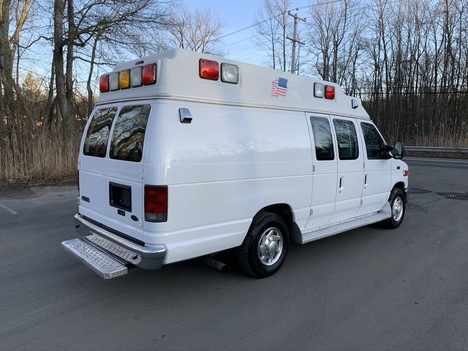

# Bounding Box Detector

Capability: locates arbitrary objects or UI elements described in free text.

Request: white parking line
[0,202,18,215]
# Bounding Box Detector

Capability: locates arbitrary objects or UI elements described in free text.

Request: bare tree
[253,0,292,71]
[165,6,224,55]
[307,0,362,85]
[52,0,172,142]
[0,0,34,157]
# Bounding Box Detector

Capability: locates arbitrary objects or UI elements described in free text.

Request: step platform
[62,238,128,279]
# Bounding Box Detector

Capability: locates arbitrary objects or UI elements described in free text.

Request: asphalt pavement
[0,158,467,351]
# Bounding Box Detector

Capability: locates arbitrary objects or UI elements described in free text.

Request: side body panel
[79,99,314,264]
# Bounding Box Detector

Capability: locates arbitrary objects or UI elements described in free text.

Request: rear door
[79,102,153,242]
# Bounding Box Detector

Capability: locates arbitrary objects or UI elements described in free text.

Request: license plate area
[109,183,132,212]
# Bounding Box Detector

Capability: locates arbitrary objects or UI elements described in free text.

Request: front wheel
[237,212,290,278]
[383,188,406,229]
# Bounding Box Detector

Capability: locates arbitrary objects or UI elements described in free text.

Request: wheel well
[255,204,293,226]
[392,182,407,200]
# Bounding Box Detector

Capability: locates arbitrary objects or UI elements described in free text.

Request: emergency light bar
[100,63,157,93]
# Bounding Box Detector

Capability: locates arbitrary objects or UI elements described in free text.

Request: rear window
[109,104,151,162]
[83,107,118,157]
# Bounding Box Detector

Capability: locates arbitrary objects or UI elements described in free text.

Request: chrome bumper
[62,214,166,279]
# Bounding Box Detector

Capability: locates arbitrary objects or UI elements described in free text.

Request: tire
[237,212,290,278]
[383,188,406,229]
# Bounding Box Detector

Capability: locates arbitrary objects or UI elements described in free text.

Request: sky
[183,0,311,66]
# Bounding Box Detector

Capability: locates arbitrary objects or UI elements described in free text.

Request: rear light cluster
[100,63,156,93]
[314,83,335,100]
[145,185,168,222]
[199,59,239,84]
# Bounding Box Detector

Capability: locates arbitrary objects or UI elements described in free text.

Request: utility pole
[287,10,306,74]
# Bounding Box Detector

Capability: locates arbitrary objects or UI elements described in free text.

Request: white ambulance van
[62,49,408,279]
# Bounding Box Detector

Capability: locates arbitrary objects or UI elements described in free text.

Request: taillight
[145,185,168,222]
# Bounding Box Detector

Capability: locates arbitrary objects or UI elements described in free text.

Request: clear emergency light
[221,63,239,84]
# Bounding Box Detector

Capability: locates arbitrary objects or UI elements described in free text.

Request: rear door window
[83,107,118,157]
[109,104,151,162]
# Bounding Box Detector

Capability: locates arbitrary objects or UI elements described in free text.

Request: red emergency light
[99,75,110,93]
[325,85,335,100]
[199,59,219,80]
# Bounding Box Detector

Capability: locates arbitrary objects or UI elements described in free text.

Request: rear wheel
[237,212,290,278]
[383,188,406,229]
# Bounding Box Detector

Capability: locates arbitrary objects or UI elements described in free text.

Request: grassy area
[0,131,79,187]
[1,130,467,187]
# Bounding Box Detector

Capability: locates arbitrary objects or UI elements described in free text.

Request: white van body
[62,49,409,279]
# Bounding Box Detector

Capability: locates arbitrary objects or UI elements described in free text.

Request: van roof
[97,48,370,120]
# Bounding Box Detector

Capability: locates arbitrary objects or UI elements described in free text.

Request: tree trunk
[54,0,74,145]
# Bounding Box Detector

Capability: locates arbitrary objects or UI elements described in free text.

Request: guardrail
[406,146,468,154]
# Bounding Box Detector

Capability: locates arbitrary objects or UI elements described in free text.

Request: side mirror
[392,141,405,159]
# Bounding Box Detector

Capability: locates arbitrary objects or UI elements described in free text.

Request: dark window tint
[83,107,118,157]
[110,104,151,162]
[310,117,334,160]
[333,119,359,160]
[361,122,386,159]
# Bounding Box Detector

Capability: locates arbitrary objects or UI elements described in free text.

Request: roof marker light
[325,85,335,100]
[199,59,219,80]
[221,63,239,84]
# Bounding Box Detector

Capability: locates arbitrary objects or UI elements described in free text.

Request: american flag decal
[271,78,288,97]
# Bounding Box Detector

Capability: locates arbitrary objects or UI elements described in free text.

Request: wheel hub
[257,227,283,266]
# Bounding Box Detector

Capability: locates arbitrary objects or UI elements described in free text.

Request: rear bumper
[62,214,166,278]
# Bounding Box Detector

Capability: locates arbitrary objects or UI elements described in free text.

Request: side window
[83,107,118,157]
[361,122,386,159]
[310,117,334,161]
[333,119,359,160]
[110,104,151,162]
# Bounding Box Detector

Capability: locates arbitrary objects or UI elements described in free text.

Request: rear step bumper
[62,214,166,279]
